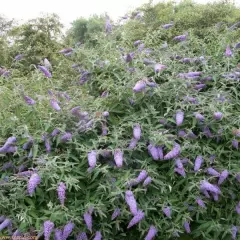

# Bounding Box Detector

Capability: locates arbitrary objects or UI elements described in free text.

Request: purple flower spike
[187,131,197,139]
[218,170,229,185]
[213,112,223,120]
[102,111,109,117]
[127,210,145,229]
[111,208,121,220]
[50,99,61,111]
[114,149,123,168]
[231,226,238,240]
[194,84,206,90]
[175,159,183,168]
[146,80,157,87]
[163,207,171,218]
[88,150,97,169]
[200,180,221,194]
[181,158,189,165]
[38,65,52,78]
[225,45,233,57]
[134,40,141,46]
[133,80,146,93]
[195,113,204,121]
[176,111,184,126]
[54,229,63,240]
[63,222,74,240]
[0,219,11,231]
[76,232,88,240]
[174,167,186,177]
[44,58,52,70]
[93,231,102,240]
[125,190,138,215]
[44,221,54,240]
[232,139,238,149]
[51,128,60,137]
[143,58,155,65]
[162,23,174,29]
[15,54,24,61]
[235,42,240,48]
[194,156,203,172]
[23,137,33,150]
[143,176,152,187]
[157,146,164,160]
[207,168,220,176]
[105,17,112,34]
[212,192,219,201]
[196,198,206,208]
[138,43,145,51]
[83,212,92,232]
[202,189,211,198]
[203,126,213,138]
[173,34,187,41]
[24,96,36,105]
[27,173,41,196]
[164,143,181,160]
[59,48,73,54]
[133,124,141,140]
[0,145,17,153]
[60,132,72,143]
[183,96,198,104]
[154,63,167,73]
[136,170,148,183]
[2,136,17,147]
[187,71,202,77]
[71,106,81,117]
[184,221,191,233]
[57,182,66,206]
[178,130,186,138]
[128,138,138,149]
[125,52,134,63]
[148,144,159,160]
[145,225,157,240]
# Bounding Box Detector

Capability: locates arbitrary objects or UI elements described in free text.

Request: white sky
[0,0,238,28]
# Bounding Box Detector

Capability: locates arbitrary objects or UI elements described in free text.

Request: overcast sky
[0,0,233,28]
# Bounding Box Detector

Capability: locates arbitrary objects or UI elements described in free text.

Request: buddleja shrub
[0,1,240,240]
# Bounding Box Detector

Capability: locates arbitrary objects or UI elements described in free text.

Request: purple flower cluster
[44,220,54,240]
[27,173,41,196]
[38,65,52,78]
[57,182,66,206]
[84,212,93,232]
[62,222,75,240]
[148,144,164,160]
[128,170,148,187]
[164,143,181,160]
[125,190,138,215]
[0,136,17,154]
[111,208,121,220]
[114,149,123,167]
[127,210,145,228]
[144,225,157,240]
[88,150,97,169]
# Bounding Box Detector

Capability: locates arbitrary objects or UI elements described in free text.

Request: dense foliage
[0,1,240,239]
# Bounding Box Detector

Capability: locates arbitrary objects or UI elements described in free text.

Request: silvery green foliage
[1,2,240,240]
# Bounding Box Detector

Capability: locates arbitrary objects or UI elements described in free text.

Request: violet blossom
[57,182,66,206]
[27,173,41,196]
[24,96,36,105]
[43,220,54,240]
[127,210,145,229]
[38,65,52,78]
